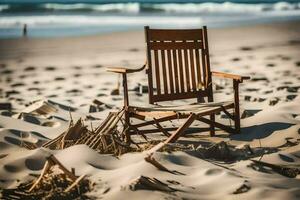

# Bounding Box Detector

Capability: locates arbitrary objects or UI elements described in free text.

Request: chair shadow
[230,122,294,141]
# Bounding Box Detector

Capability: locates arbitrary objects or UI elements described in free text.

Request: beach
[0,20,300,199]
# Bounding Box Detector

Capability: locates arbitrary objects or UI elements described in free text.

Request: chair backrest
[144,26,213,104]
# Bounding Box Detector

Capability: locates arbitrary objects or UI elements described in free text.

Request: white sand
[0,21,300,199]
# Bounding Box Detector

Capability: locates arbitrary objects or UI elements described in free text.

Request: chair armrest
[106,62,147,74]
[211,71,250,83]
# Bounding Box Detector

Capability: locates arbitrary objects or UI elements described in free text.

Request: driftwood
[144,155,173,173]
[251,159,300,178]
[129,176,176,193]
[1,155,92,200]
[29,155,78,192]
[41,109,134,156]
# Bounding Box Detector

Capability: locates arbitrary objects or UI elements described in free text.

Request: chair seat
[128,101,234,118]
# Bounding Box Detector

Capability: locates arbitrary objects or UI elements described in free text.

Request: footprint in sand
[231,57,241,62]
[45,66,56,71]
[5,90,20,97]
[93,64,103,68]
[2,69,13,74]
[9,129,30,138]
[4,164,22,173]
[73,73,81,77]
[47,94,58,98]
[24,66,35,71]
[281,56,291,61]
[286,95,297,101]
[21,114,41,125]
[72,66,82,70]
[129,48,139,52]
[54,77,65,81]
[279,154,294,162]
[266,63,276,67]
[11,83,25,88]
[25,157,45,171]
[239,46,253,51]
[5,77,12,83]
[205,168,223,175]
[41,121,60,127]
[97,93,107,97]
[4,136,22,146]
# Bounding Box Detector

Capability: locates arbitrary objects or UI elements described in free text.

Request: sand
[0,20,300,199]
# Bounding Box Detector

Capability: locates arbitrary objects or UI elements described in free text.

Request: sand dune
[0,21,300,199]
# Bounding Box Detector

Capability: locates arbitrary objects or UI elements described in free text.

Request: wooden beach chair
[107,26,250,142]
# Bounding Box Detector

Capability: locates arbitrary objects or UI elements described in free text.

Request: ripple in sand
[25,158,45,171]
[4,164,22,173]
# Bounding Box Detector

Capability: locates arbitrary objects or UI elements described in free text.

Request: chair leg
[124,111,131,142]
[233,80,241,134]
[209,114,215,136]
[166,113,196,143]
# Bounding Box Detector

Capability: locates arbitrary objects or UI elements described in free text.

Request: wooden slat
[152,90,208,102]
[145,26,155,104]
[154,49,161,95]
[148,29,203,41]
[167,50,174,94]
[201,49,207,88]
[172,49,180,93]
[189,49,197,90]
[161,50,168,94]
[195,49,202,89]
[184,49,190,92]
[177,49,185,93]
[203,26,211,89]
[149,41,203,50]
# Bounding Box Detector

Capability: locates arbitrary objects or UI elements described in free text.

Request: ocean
[0,0,300,38]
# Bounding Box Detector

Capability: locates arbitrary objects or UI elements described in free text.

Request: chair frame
[107,26,250,142]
